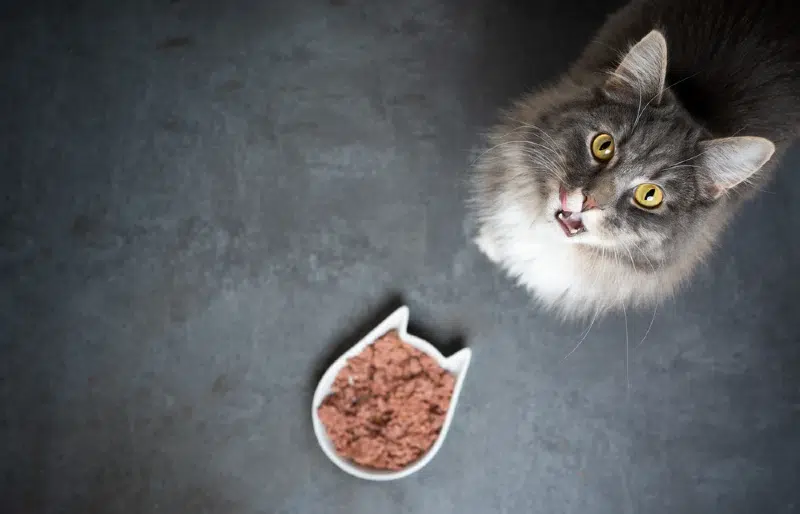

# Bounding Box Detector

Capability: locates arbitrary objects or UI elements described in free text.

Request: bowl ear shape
[311,306,472,481]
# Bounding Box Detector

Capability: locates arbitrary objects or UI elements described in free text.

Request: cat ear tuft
[699,136,775,198]
[605,30,668,104]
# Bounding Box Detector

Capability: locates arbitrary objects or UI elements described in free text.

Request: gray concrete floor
[2,0,799,513]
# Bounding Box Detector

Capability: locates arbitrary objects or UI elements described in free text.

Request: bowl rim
[311,305,472,481]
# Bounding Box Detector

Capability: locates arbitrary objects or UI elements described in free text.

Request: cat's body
[472,0,799,318]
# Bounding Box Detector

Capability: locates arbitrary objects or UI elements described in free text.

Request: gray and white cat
[471,0,799,318]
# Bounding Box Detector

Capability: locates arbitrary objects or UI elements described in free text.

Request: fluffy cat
[471,0,800,318]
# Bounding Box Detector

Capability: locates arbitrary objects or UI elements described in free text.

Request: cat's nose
[560,186,586,214]
[582,194,598,211]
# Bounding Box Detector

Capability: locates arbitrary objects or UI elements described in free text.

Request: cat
[470,0,800,319]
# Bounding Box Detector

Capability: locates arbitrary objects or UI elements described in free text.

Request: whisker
[636,303,658,349]
[514,146,567,180]
[493,123,550,145]
[514,153,565,182]
[506,118,561,148]
[632,76,645,129]
[628,240,659,350]
[631,240,659,273]
[476,128,565,181]
[471,140,534,165]
[622,303,630,393]
[665,71,702,91]
[666,149,711,169]
[731,125,750,137]
[633,71,702,130]
[518,139,562,155]
[620,241,639,273]
[504,127,559,161]
[563,308,600,360]
[663,164,701,171]
[526,128,560,150]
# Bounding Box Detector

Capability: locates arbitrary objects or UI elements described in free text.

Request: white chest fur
[475,202,640,317]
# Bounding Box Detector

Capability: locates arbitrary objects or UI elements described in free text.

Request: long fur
[470,0,800,319]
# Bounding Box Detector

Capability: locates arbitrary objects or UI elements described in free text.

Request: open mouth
[556,185,587,237]
[555,210,586,237]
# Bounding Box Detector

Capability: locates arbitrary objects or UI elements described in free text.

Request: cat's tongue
[557,186,586,236]
[558,212,585,232]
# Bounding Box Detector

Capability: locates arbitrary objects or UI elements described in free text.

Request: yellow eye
[633,183,664,208]
[591,133,615,161]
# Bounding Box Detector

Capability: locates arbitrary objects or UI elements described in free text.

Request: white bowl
[311,306,472,481]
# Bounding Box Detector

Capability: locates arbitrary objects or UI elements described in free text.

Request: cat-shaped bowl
[312,306,472,481]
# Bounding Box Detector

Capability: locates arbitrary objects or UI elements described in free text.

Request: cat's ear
[699,136,776,198]
[605,30,668,104]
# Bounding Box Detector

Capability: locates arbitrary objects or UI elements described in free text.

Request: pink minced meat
[317,330,456,470]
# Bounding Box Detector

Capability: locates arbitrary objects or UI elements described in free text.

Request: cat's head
[499,30,775,266]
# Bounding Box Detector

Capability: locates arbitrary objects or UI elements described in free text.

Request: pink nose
[560,186,595,213]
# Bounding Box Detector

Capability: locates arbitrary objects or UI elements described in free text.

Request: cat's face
[518,84,708,264]
[502,31,775,265]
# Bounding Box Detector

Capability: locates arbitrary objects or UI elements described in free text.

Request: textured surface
[1,0,798,513]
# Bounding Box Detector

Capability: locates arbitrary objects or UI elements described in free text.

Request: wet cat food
[317,330,456,470]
